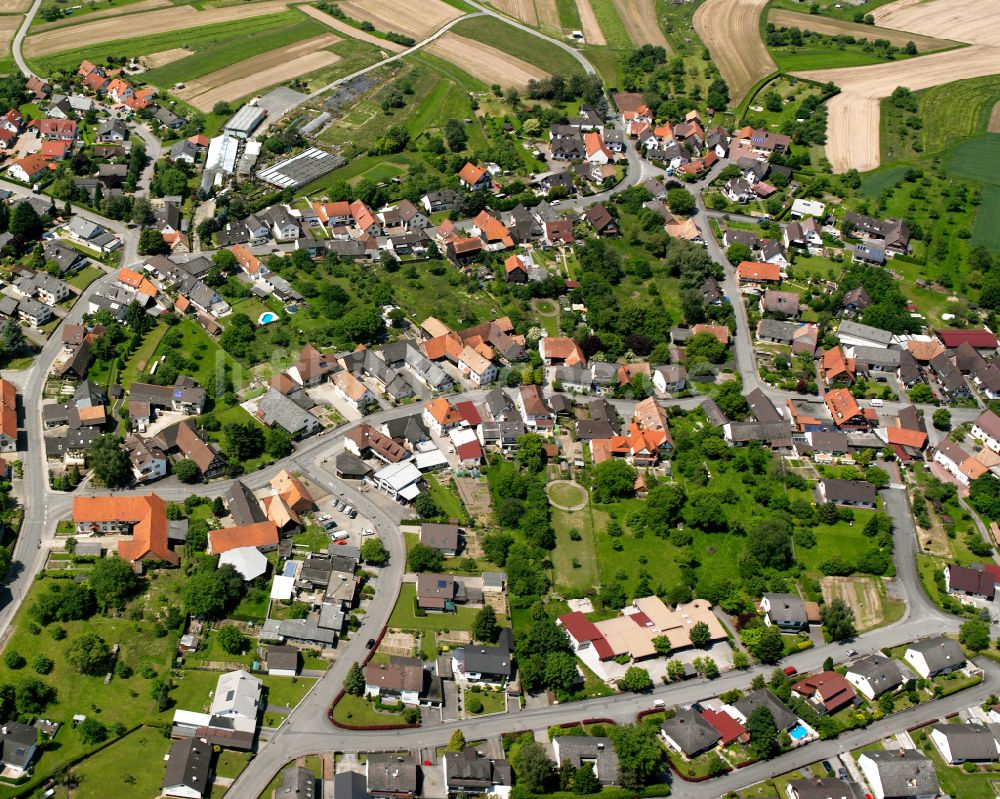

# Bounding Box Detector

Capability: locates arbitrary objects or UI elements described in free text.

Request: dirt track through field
[492,0,537,27]
[175,33,339,110]
[32,0,170,30]
[694,0,775,103]
[612,0,668,49]
[794,0,1000,172]
[143,47,192,68]
[767,8,955,51]
[575,0,605,44]
[25,0,291,56]
[298,5,405,52]
[338,0,462,40]
[989,102,1000,133]
[427,30,547,89]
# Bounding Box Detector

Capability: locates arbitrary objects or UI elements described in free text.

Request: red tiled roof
[558,611,614,660]
[938,329,998,350]
[458,162,486,186]
[737,261,781,282]
[208,521,279,554]
[700,708,746,746]
[74,493,177,565]
[825,388,863,427]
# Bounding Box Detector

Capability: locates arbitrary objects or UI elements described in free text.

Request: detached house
[458,162,490,191]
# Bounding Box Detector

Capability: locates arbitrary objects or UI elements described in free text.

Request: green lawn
[147,317,249,398]
[858,164,909,198]
[216,750,253,780]
[261,674,317,709]
[184,629,256,668]
[552,505,599,592]
[586,0,631,48]
[118,322,168,389]
[426,474,468,525]
[549,482,587,507]
[331,693,405,725]
[555,0,581,29]
[771,45,905,71]
[973,184,1000,250]
[66,264,104,291]
[947,133,1000,186]
[388,583,500,631]
[71,727,172,799]
[464,687,506,715]
[915,726,1000,799]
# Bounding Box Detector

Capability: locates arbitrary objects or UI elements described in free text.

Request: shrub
[466,695,483,714]
[4,650,25,669]
[32,655,54,674]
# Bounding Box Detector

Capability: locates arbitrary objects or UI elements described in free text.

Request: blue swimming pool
[282,561,297,577]
[258,311,278,325]
[789,724,808,741]
[285,304,299,314]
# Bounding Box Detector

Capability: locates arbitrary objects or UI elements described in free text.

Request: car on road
[846,648,858,657]
[362,529,374,536]
[783,666,797,676]
[366,638,376,649]
[318,514,331,521]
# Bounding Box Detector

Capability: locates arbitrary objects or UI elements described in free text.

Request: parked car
[344,506,357,518]
[783,666,798,676]
[318,514,331,521]
[331,531,349,541]
[366,638,376,649]
[846,648,858,657]
[362,528,375,536]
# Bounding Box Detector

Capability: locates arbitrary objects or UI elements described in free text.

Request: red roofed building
[791,671,858,714]
[83,71,108,92]
[825,388,866,429]
[40,139,72,160]
[74,493,178,566]
[8,153,51,183]
[454,401,482,427]
[38,118,76,141]
[350,199,380,236]
[458,162,490,191]
[692,324,729,345]
[208,521,279,555]
[737,261,782,285]
[700,708,748,746]
[557,611,615,660]
[456,439,483,465]
[937,329,998,353]
[821,347,855,385]
[540,336,585,367]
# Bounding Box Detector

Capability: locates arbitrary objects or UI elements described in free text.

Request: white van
[869,398,884,408]
[331,531,350,541]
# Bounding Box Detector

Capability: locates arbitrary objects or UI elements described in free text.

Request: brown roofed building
[0,379,17,451]
[74,493,178,565]
[420,523,461,556]
[208,521,279,555]
[271,469,313,514]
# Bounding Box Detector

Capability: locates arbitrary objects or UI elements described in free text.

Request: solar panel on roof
[437,579,447,588]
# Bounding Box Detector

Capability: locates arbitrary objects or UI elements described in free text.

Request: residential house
[790,671,858,715]
[904,636,966,678]
[816,478,877,508]
[73,493,179,565]
[937,328,998,355]
[0,380,16,453]
[944,563,995,600]
[737,261,781,287]
[207,520,279,555]
[845,654,904,700]
[550,737,619,786]
[784,218,823,252]
[363,661,426,705]
[761,593,809,631]
[8,154,51,183]
[929,724,999,765]
[585,204,618,236]
[824,388,867,429]
[420,523,461,556]
[442,748,513,797]
[367,755,418,799]
[653,364,687,394]
[162,737,212,799]
[660,709,721,758]
[255,389,321,437]
[540,337,585,367]
[332,371,376,412]
[731,689,799,732]
[517,385,554,430]
[458,162,490,191]
[838,320,894,350]
[423,398,463,436]
[842,212,910,255]
[759,290,800,318]
[0,722,36,778]
[857,750,938,799]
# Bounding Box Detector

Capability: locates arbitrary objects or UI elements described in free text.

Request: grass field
[556,0,581,28]
[947,133,1000,185]
[770,45,907,72]
[31,10,314,77]
[70,727,172,799]
[857,163,909,198]
[552,505,600,591]
[447,15,585,76]
[141,13,328,88]
[388,583,507,631]
[767,0,903,22]
[973,184,1000,250]
[587,0,631,49]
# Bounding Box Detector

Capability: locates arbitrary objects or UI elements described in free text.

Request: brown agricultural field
[767,8,956,52]
[821,576,885,631]
[0,0,30,13]
[32,0,170,30]
[298,5,405,51]
[142,47,192,68]
[427,31,547,89]
[0,15,20,56]
[492,0,537,27]
[989,102,1000,133]
[175,34,339,110]
[693,0,776,103]
[575,0,605,44]
[24,0,291,56]
[337,0,462,40]
[535,0,560,31]
[795,0,1000,172]
[612,0,669,49]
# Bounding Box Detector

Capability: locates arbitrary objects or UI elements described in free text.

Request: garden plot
[24,0,291,56]
[612,0,669,49]
[427,31,548,89]
[174,34,340,111]
[379,631,417,657]
[337,0,463,40]
[821,575,885,631]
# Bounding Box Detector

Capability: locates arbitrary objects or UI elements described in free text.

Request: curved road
[11,0,41,79]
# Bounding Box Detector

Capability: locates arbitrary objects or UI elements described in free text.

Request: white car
[362,529,375,537]
[318,514,331,521]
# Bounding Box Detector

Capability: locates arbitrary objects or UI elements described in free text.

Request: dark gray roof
[787,777,861,799]
[278,765,316,797]
[366,755,418,794]
[162,737,211,793]
[335,450,372,478]
[852,346,900,368]
[907,636,965,673]
[661,708,720,756]
[763,593,807,627]
[727,420,792,445]
[456,643,512,678]
[821,479,877,505]
[746,388,782,423]
[757,319,799,343]
[734,688,798,730]
[334,770,371,799]
[446,748,513,790]
[552,737,619,784]
[223,480,266,526]
[860,750,937,798]
[931,724,999,761]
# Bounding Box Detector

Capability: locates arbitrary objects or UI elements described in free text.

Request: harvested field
[32,0,170,30]
[694,0,775,104]
[798,44,1000,171]
[612,0,668,49]
[0,15,19,56]
[575,0,605,44]
[821,576,885,631]
[874,0,1000,46]
[25,0,290,56]
[298,5,405,51]
[0,0,29,12]
[143,47,192,68]
[492,0,537,27]
[175,34,340,111]
[767,8,955,51]
[427,31,547,89]
[337,0,462,40]
[990,102,1000,133]
[535,0,560,31]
